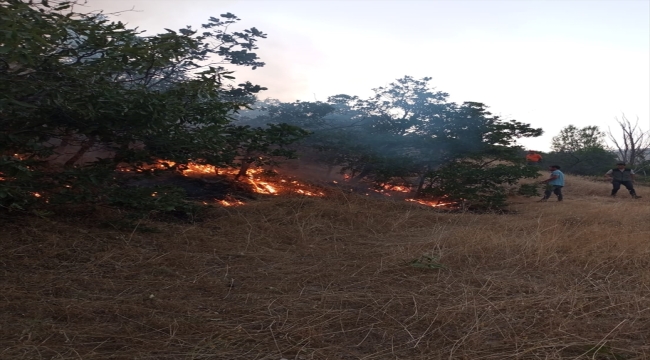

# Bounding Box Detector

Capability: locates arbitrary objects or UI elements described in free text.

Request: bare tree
[607,114,650,169]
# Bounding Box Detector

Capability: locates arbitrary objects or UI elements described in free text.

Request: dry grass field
[1,175,649,359]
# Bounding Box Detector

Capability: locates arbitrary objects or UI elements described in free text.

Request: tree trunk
[351,167,372,183]
[416,164,431,195]
[416,173,427,195]
[235,160,253,180]
[64,137,95,167]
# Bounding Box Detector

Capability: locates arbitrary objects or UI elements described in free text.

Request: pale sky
[84,0,650,151]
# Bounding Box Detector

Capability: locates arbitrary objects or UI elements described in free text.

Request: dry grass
[1,175,649,359]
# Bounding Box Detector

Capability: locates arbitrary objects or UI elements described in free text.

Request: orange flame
[120,160,456,208]
[130,160,326,198]
[383,184,411,193]
[9,157,455,209]
[405,198,454,208]
[218,199,245,207]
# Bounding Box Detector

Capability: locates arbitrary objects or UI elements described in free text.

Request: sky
[84,0,650,151]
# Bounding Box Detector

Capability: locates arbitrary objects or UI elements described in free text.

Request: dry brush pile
[1,175,649,359]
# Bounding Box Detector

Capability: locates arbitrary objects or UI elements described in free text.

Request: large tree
[0,0,306,212]
[241,76,543,208]
[551,125,607,153]
[547,125,615,176]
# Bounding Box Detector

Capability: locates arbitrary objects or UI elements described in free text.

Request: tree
[242,76,543,208]
[547,125,615,175]
[607,114,650,171]
[551,125,607,153]
[0,0,305,212]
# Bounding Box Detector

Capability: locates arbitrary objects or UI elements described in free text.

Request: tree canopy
[546,125,616,176]
[0,0,307,212]
[551,125,607,153]
[240,76,543,208]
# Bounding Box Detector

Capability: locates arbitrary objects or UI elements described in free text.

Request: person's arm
[631,170,635,182]
[604,169,613,181]
[541,173,558,184]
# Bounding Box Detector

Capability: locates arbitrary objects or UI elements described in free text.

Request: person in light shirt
[605,162,641,199]
[539,165,564,202]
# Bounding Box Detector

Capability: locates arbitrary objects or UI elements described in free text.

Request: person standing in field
[526,150,543,166]
[605,162,642,199]
[539,165,564,202]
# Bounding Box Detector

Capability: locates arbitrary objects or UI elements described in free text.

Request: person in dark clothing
[605,162,641,199]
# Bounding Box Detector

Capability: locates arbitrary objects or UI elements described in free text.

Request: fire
[30,192,49,203]
[332,174,454,208]
[218,199,245,207]
[252,181,278,195]
[118,160,325,198]
[119,160,455,209]
[179,163,219,175]
[382,184,411,193]
[7,156,455,209]
[133,160,327,200]
[405,198,454,208]
[368,184,412,197]
[296,189,325,196]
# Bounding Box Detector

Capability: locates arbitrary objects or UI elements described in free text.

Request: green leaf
[7,98,37,108]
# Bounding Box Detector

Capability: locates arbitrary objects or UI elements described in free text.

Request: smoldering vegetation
[229,76,542,209]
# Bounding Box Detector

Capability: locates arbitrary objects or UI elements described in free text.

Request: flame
[124,160,326,198]
[252,181,278,195]
[332,174,453,207]
[405,198,454,208]
[296,189,325,196]
[31,192,49,203]
[8,157,456,209]
[383,184,411,193]
[218,199,245,207]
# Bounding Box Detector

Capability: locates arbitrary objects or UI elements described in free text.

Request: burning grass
[121,161,451,209]
[8,158,452,209]
[1,175,649,359]
[122,161,327,199]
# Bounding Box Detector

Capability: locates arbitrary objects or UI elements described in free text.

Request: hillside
[1,175,649,359]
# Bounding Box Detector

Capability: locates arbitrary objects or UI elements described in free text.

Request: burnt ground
[126,174,259,202]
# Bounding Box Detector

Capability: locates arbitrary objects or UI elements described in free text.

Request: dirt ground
[1,175,649,359]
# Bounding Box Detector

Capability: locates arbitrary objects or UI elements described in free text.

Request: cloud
[82,0,239,34]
